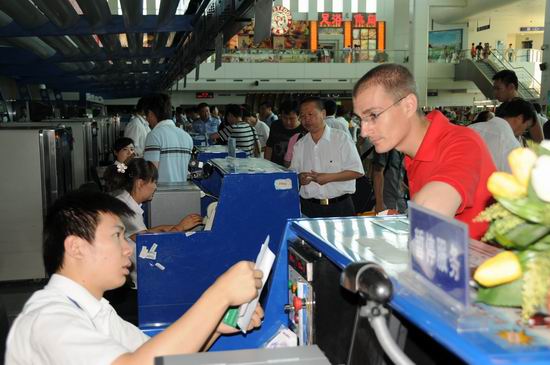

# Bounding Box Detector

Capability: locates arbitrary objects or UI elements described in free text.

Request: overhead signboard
[520,26,544,32]
[196,92,214,99]
[271,5,292,35]
[319,13,343,28]
[352,13,377,28]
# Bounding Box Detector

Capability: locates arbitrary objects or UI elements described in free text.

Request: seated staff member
[353,64,496,239]
[98,137,135,188]
[113,137,136,167]
[291,97,364,218]
[6,191,264,365]
[103,158,203,285]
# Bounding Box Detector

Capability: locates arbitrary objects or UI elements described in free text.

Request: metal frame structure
[0,0,256,98]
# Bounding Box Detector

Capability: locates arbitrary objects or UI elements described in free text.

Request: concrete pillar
[376,0,394,50]
[308,0,317,21]
[409,0,429,106]
[541,0,550,107]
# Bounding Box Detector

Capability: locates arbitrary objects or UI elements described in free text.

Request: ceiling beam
[0,15,193,38]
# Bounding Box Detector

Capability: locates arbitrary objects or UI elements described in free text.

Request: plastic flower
[116,162,127,174]
[531,155,550,203]
[508,147,537,189]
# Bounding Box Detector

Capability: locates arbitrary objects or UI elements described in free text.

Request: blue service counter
[137,214,550,363]
[136,157,301,332]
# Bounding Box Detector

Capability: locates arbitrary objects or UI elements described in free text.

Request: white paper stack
[237,235,276,333]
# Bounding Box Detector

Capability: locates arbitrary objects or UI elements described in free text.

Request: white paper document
[237,235,276,333]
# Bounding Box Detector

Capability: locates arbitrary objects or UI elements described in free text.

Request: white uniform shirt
[291,126,364,199]
[325,115,349,133]
[6,274,149,365]
[124,115,151,157]
[114,190,146,238]
[114,189,146,286]
[254,120,270,149]
[469,116,520,173]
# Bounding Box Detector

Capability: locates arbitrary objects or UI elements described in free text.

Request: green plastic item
[222,307,240,328]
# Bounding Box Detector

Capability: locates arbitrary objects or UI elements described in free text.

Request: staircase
[455,50,540,101]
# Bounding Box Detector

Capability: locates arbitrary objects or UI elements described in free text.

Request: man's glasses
[352,96,406,126]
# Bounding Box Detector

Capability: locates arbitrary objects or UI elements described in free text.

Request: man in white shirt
[470,98,537,172]
[291,97,364,217]
[124,99,151,157]
[243,108,270,157]
[6,191,263,365]
[324,99,350,133]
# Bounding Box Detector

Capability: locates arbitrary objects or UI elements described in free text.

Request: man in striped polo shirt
[212,104,258,157]
[142,93,193,183]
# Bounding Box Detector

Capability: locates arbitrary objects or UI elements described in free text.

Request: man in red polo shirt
[352,64,495,239]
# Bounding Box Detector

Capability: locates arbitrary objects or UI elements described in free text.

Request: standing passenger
[142,93,193,183]
[353,64,495,239]
[291,97,364,218]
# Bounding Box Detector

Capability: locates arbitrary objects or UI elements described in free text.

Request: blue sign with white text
[408,202,470,307]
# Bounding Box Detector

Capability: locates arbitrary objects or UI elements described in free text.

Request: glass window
[352,0,359,13]
[176,0,191,15]
[282,0,291,10]
[366,0,377,13]
[317,0,324,12]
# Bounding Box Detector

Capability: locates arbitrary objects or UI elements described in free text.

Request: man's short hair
[197,102,210,111]
[495,98,537,127]
[43,191,134,277]
[324,99,337,116]
[259,101,273,109]
[299,96,324,111]
[225,104,243,118]
[279,100,299,115]
[353,63,418,102]
[140,93,172,121]
[533,102,542,114]
[135,97,146,114]
[492,70,519,90]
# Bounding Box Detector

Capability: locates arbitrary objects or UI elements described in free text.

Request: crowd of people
[4,63,549,365]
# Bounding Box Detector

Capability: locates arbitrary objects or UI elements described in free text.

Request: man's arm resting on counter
[312,170,364,185]
[412,181,462,218]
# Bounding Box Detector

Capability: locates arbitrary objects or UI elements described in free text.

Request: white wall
[467,14,545,50]
[428,90,485,107]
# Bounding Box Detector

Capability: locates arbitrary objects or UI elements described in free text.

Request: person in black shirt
[264,100,305,166]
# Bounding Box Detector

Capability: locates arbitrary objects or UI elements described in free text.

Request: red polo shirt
[405,111,495,240]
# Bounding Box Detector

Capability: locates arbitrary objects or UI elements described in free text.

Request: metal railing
[486,49,541,99]
[205,48,409,64]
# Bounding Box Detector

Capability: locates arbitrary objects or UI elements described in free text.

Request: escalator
[455,50,540,101]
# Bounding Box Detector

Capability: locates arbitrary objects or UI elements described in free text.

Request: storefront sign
[319,13,343,28]
[353,13,377,28]
[271,5,292,35]
[520,26,544,32]
[196,91,213,99]
[408,202,470,307]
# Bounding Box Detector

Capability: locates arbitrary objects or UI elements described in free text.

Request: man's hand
[176,214,203,231]
[299,172,315,186]
[216,305,264,335]
[213,261,263,307]
[309,171,331,185]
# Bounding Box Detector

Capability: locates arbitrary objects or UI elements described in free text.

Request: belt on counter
[302,194,350,206]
